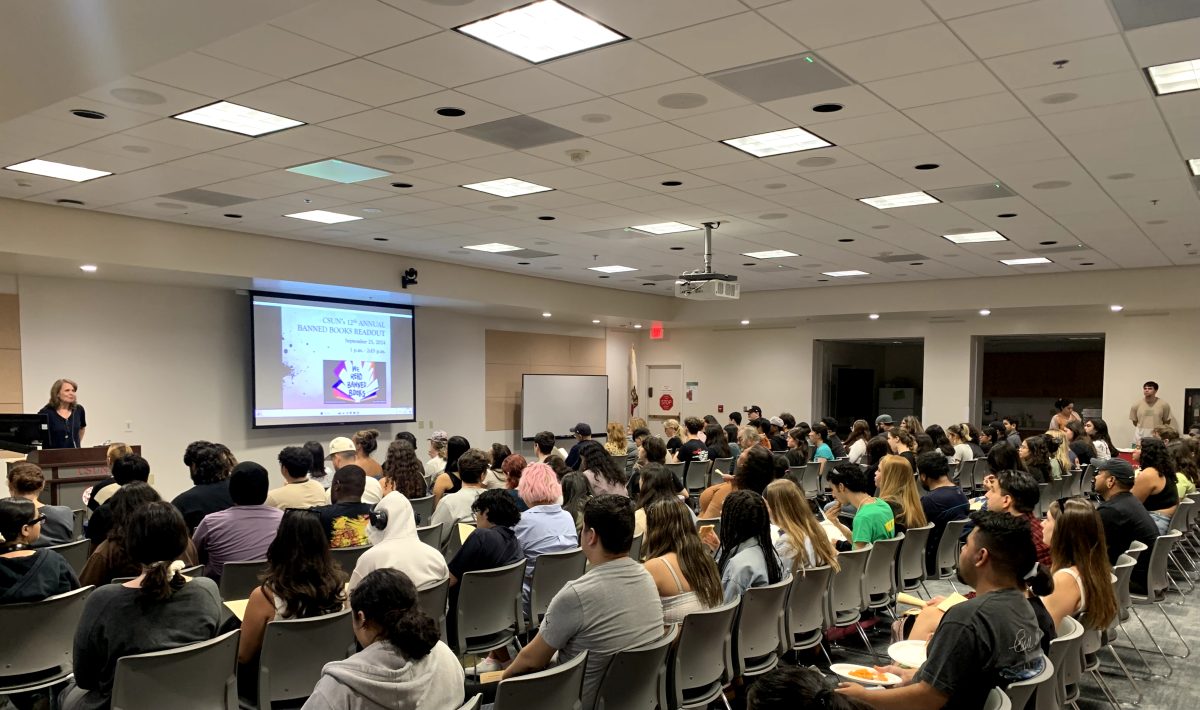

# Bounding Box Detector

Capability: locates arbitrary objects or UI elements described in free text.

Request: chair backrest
[416,522,443,549]
[329,545,371,573]
[529,548,586,631]
[935,519,969,577]
[111,629,239,710]
[629,532,644,562]
[801,463,823,498]
[458,693,483,710]
[1169,497,1194,534]
[72,508,85,540]
[493,648,589,710]
[1111,554,1136,613]
[683,460,714,493]
[665,462,686,482]
[1004,657,1054,710]
[712,457,733,477]
[863,534,903,603]
[669,599,739,709]
[983,687,1012,710]
[218,560,268,601]
[258,609,354,706]
[416,577,449,642]
[1144,530,1182,597]
[827,545,871,618]
[896,523,933,589]
[409,495,435,525]
[594,625,678,710]
[455,558,526,653]
[1036,482,1052,518]
[47,539,90,576]
[1078,464,1095,497]
[442,521,465,561]
[959,460,977,493]
[733,577,791,676]
[785,565,831,651]
[1123,539,1148,562]
[1039,616,1083,710]
[0,585,92,680]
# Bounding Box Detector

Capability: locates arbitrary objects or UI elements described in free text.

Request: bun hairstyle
[350,568,439,659]
[353,429,381,456]
[126,501,190,602]
[1054,398,1073,412]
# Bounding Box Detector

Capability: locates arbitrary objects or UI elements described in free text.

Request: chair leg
[1155,602,1191,658]
[1089,668,1121,710]
[1116,619,1158,679]
[855,623,879,663]
[820,642,833,666]
[1130,607,1174,676]
[1103,643,1143,704]
[918,581,931,598]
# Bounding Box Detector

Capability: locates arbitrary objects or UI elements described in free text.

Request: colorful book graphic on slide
[325,360,386,404]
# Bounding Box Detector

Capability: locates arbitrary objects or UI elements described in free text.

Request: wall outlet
[124,420,133,432]
[418,420,424,429]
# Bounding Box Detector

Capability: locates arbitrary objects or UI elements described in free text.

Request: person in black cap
[1093,457,1160,593]
[875,414,894,436]
[565,422,592,471]
[744,405,762,423]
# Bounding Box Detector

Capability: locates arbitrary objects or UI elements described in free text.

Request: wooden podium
[23,446,140,506]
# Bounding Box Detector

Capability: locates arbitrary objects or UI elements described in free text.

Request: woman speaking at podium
[38,378,86,449]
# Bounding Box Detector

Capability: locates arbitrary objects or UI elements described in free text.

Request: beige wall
[0,292,22,412]
[484,330,605,432]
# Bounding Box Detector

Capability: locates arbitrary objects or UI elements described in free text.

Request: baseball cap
[326,436,355,458]
[875,414,894,425]
[744,405,762,414]
[428,430,448,443]
[570,422,592,437]
[769,416,785,427]
[1097,457,1135,485]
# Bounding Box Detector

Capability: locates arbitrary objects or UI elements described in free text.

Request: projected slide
[251,293,416,428]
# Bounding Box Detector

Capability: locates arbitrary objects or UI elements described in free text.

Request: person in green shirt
[823,462,894,549]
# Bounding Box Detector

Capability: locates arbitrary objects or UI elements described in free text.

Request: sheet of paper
[821,520,846,543]
[458,522,475,544]
[224,599,248,621]
[936,593,969,613]
[897,592,927,608]
[479,670,504,684]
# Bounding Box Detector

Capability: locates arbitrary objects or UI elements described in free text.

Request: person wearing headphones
[348,491,447,592]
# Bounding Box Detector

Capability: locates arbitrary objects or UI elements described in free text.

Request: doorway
[813,339,924,436]
[975,334,1105,431]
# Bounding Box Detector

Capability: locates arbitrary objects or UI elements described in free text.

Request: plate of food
[887,640,928,669]
[830,663,903,686]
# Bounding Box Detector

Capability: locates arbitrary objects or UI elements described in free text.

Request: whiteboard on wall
[521,374,609,440]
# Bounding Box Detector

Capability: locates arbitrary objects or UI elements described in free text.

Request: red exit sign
[650,321,664,339]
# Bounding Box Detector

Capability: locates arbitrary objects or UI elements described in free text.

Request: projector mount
[677,221,736,295]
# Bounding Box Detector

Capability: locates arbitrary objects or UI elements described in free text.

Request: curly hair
[1138,437,1175,479]
[579,439,627,488]
[471,489,521,528]
[381,440,428,499]
[187,441,236,484]
[350,569,439,660]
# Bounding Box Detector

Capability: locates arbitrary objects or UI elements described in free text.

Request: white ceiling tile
[866,62,1006,109]
[646,143,751,170]
[984,35,1135,91]
[136,52,277,97]
[923,0,1031,20]
[760,0,938,49]
[876,154,997,189]
[460,152,564,177]
[522,137,633,166]
[948,0,1119,58]
[68,133,201,167]
[937,117,1054,150]
[522,167,612,189]
[368,31,527,88]
[378,0,531,29]
[543,42,694,95]
[167,153,272,180]
[231,82,369,123]
[803,164,915,198]
[293,59,440,106]
[643,13,807,74]
[0,114,110,157]
[1039,99,1162,137]
[594,123,707,153]
[199,25,353,79]
[691,161,791,184]
[321,109,444,143]
[81,77,215,118]
[566,0,747,38]
[32,98,161,134]
[765,85,895,125]
[261,125,381,155]
[384,91,516,129]
[624,172,720,193]
[1124,17,1200,67]
[306,183,397,203]
[199,176,302,200]
[531,98,658,137]
[843,133,953,163]
[811,111,925,145]
[333,147,445,173]
[121,118,249,151]
[1013,71,1152,115]
[211,139,326,168]
[957,138,1070,169]
[820,24,974,83]
[395,132,508,161]
[673,104,794,141]
[762,146,867,173]
[458,70,602,114]
[904,93,1031,132]
[613,77,750,120]
[270,0,440,55]
[582,156,674,180]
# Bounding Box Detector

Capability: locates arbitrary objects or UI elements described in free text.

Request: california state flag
[629,346,639,418]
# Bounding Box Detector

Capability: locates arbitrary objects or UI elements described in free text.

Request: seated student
[484,443,513,490]
[304,569,464,710]
[1132,437,1178,534]
[85,454,152,547]
[749,666,872,710]
[313,465,374,548]
[699,445,774,519]
[431,436,471,507]
[497,495,663,710]
[424,430,448,484]
[634,463,692,538]
[326,437,383,505]
[238,510,346,682]
[499,454,529,513]
[628,435,676,499]
[809,423,836,463]
[837,511,1049,709]
[6,462,75,547]
[763,479,840,573]
[62,502,222,710]
[983,469,1051,566]
[823,462,895,550]
[1092,458,1160,594]
[430,449,488,538]
[579,440,630,497]
[560,469,593,538]
[915,452,970,574]
[447,490,523,639]
[1040,497,1117,631]
[0,497,79,603]
[192,462,283,580]
[703,490,785,603]
[81,483,199,587]
[349,492,447,592]
[380,440,429,502]
[266,446,329,510]
[783,427,811,468]
[643,499,722,624]
[82,443,134,512]
[876,455,927,534]
[303,440,333,490]
[675,417,710,464]
[171,441,236,533]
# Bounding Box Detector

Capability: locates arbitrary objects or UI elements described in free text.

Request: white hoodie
[302,639,465,710]
[349,492,448,592]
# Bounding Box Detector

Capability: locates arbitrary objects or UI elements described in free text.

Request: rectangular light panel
[1000,257,1052,266]
[1147,58,1200,96]
[173,101,305,136]
[942,231,1007,244]
[461,177,553,197]
[287,159,389,184]
[456,0,627,64]
[464,243,522,252]
[4,159,111,182]
[1189,158,1200,176]
[630,222,699,235]
[859,191,940,209]
[284,210,363,224]
[589,265,637,273]
[822,270,870,277]
[722,127,832,157]
[742,249,798,259]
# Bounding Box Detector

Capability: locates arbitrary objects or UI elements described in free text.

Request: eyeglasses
[26,514,46,527]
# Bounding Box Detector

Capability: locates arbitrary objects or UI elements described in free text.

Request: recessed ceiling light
[997,213,1017,218]
[173,101,304,136]
[461,178,553,197]
[742,262,757,267]
[55,199,85,206]
[979,309,991,316]
[669,246,685,251]
[589,265,637,273]
[914,163,940,170]
[1000,257,1053,266]
[633,324,643,329]
[463,243,521,253]
[538,215,556,221]
[721,127,832,157]
[287,159,389,184]
[823,270,870,277]
[373,237,389,242]
[1146,58,1200,96]
[391,182,413,189]
[284,210,362,224]
[1110,305,1124,312]
[859,191,939,209]
[837,238,855,243]
[542,312,552,317]
[740,319,750,325]
[1039,240,1058,245]
[79,264,98,273]
[455,0,627,64]
[223,213,242,219]
[742,249,798,259]
[436,107,466,117]
[517,261,531,265]
[868,313,880,320]
[660,180,683,187]
[942,230,1007,244]
[70,109,107,120]
[812,103,843,113]
[592,319,601,324]
[5,159,111,182]
[629,222,699,235]
[1189,158,1200,176]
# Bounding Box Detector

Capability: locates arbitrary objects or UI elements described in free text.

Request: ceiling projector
[675,221,740,301]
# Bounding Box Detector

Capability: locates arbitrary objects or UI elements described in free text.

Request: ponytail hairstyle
[353,429,381,456]
[126,501,189,603]
[946,423,971,445]
[350,568,439,660]
[888,428,915,452]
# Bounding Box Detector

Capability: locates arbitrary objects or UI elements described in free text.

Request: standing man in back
[1130,381,1172,441]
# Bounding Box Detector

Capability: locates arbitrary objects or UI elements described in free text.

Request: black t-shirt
[86,477,118,511]
[312,502,373,548]
[920,485,970,574]
[87,503,114,547]
[899,451,916,469]
[565,442,584,470]
[39,404,86,449]
[1098,492,1159,592]
[828,434,847,458]
[769,434,788,452]
[678,439,708,463]
[666,436,683,454]
[1070,441,1093,467]
[447,526,522,611]
[171,480,235,533]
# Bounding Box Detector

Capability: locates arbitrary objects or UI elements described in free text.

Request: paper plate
[887,640,928,668]
[830,663,903,686]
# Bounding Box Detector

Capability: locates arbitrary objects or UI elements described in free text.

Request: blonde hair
[629,417,647,432]
[107,442,135,468]
[877,455,927,529]
[605,421,627,451]
[764,479,839,572]
[47,378,79,410]
[1043,430,1072,474]
[900,416,923,435]
[664,419,680,435]
[946,423,971,445]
